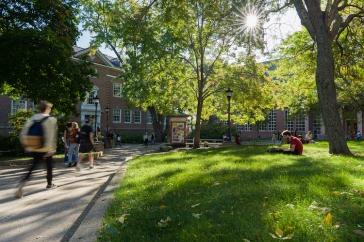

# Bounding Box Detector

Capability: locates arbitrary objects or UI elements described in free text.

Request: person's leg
[76,153,83,171]
[67,144,74,166]
[16,153,40,198]
[73,144,80,166]
[45,156,54,188]
[89,152,94,168]
[68,143,76,166]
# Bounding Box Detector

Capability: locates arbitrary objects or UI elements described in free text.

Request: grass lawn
[99,142,364,242]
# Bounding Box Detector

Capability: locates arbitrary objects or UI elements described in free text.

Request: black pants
[282,150,300,155]
[22,153,53,186]
[268,148,300,155]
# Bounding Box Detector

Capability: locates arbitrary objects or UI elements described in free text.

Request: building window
[285,110,306,133]
[259,110,276,131]
[11,99,27,115]
[113,83,122,97]
[313,115,322,137]
[112,109,121,123]
[284,110,294,131]
[133,110,141,123]
[147,111,153,124]
[87,88,98,104]
[237,123,252,132]
[124,110,131,123]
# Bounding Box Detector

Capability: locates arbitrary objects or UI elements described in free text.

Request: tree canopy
[0,0,94,115]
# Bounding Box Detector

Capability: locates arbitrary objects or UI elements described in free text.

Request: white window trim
[147,112,153,124]
[11,99,28,115]
[112,109,122,124]
[124,110,132,124]
[113,82,122,98]
[133,110,142,124]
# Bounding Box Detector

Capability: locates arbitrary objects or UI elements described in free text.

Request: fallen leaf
[118,214,130,224]
[286,204,295,209]
[275,228,284,237]
[242,239,250,242]
[192,213,202,219]
[157,216,172,228]
[159,205,167,209]
[212,182,220,186]
[323,212,333,226]
[308,201,331,214]
[191,203,200,208]
[353,229,364,237]
[269,233,294,240]
[358,224,362,228]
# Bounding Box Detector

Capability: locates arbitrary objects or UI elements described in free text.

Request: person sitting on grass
[267,130,303,155]
[281,130,303,155]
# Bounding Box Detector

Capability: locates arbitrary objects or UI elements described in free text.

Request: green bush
[120,132,144,144]
[189,123,237,139]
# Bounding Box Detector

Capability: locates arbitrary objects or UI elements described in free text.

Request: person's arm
[63,130,68,148]
[290,144,296,152]
[89,132,94,145]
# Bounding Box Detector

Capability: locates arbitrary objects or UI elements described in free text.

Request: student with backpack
[16,101,58,198]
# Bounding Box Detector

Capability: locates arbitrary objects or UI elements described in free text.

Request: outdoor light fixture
[93,95,100,136]
[226,88,233,142]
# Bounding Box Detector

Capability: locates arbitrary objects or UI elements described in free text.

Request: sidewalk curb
[64,156,132,242]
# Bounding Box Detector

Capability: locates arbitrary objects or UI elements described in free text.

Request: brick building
[235,109,364,141]
[0,47,153,137]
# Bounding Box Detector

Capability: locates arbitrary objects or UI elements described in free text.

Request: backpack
[22,116,49,150]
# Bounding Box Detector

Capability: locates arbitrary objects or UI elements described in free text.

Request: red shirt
[290,136,303,155]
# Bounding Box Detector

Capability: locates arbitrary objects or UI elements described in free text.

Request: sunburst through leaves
[231,0,265,49]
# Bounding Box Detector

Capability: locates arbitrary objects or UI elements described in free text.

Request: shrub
[189,123,237,139]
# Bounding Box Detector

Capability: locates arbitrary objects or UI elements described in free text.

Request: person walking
[66,122,80,167]
[16,100,58,198]
[76,119,95,170]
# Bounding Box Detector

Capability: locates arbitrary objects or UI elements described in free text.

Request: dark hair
[39,100,53,112]
[281,130,292,136]
[85,119,90,124]
[66,122,72,128]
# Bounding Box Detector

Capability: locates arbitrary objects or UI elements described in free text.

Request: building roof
[73,46,121,69]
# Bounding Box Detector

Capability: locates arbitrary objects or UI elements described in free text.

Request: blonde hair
[72,122,79,131]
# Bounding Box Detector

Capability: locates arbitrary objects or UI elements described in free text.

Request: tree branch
[293,0,316,39]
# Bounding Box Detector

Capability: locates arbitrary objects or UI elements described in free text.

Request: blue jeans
[66,143,79,164]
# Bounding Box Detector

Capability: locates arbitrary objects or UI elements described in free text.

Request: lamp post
[105,106,110,135]
[105,106,110,148]
[226,88,233,142]
[93,95,100,136]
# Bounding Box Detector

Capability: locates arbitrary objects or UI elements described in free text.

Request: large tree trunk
[148,106,163,143]
[315,29,351,154]
[193,94,204,148]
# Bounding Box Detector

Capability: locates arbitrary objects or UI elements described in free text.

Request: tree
[205,57,275,125]
[80,0,192,142]
[273,21,364,115]
[0,0,94,115]
[160,0,253,148]
[270,0,364,154]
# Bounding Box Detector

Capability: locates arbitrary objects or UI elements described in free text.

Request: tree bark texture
[314,21,351,154]
[193,94,204,148]
[148,106,164,143]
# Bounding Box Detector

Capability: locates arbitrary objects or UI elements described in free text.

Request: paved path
[0,145,159,242]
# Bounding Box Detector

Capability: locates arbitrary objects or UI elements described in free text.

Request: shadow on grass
[100,148,364,242]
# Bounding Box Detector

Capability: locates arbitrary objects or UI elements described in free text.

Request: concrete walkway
[0,144,160,242]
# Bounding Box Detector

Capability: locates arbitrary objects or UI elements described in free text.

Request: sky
[76,8,302,59]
